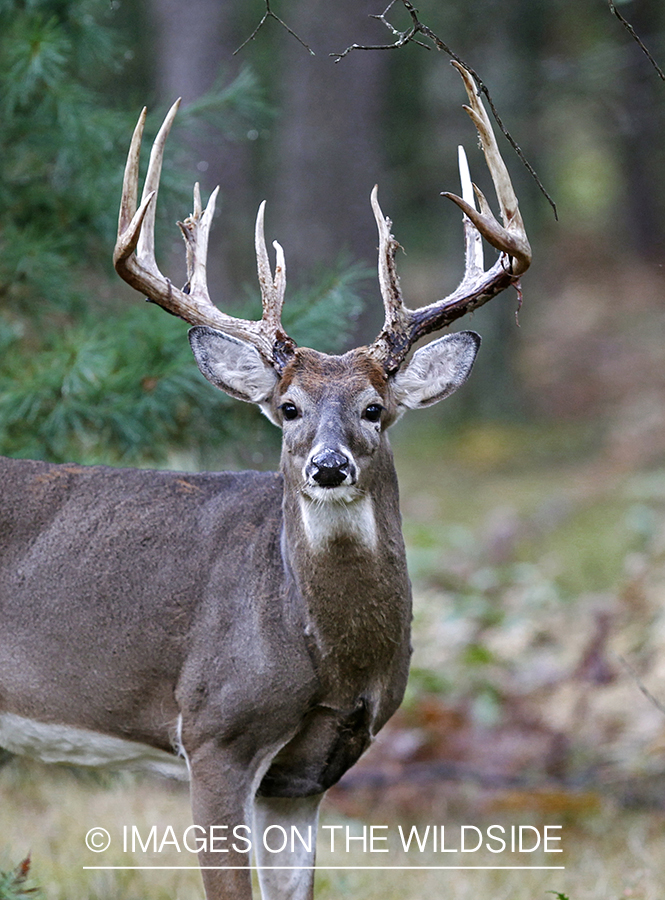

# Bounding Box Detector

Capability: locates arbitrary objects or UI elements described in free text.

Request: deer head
[114,63,531,516]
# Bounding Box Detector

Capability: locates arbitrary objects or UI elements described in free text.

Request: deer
[0,63,529,900]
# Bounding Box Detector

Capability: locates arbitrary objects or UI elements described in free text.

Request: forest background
[2,1,665,898]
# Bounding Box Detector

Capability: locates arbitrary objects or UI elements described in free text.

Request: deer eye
[364,404,383,423]
[280,402,299,421]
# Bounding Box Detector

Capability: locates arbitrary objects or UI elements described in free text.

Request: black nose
[310,449,349,488]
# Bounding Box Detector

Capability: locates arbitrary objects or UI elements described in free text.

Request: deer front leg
[253,794,322,900]
[187,739,258,900]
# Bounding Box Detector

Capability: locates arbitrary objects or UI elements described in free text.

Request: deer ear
[189,326,278,404]
[392,331,480,409]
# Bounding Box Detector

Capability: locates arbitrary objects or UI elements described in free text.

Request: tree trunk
[146,0,255,300]
[269,0,390,339]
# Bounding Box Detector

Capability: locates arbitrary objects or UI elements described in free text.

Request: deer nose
[309,449,350,488]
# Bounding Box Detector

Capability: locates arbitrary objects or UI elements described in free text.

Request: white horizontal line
[83,865,565,871]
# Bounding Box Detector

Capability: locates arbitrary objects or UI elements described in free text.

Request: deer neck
[279,440,412,700]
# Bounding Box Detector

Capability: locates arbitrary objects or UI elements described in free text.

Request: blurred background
[2,0,665,897]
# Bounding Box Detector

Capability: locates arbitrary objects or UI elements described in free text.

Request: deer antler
[113,101,296,370]
[368,62,532,374]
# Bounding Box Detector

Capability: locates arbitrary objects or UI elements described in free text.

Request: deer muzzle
[307,449,354,489]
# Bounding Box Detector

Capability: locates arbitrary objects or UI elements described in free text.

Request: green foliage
[0,857,41,900]
[0,0,124,314]
[0,309,206,463]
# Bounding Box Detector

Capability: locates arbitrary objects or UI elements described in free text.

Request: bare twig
[332,0,557,219]
[619,655,665,717]
[235,0,314,56]
[331,0,430,59]
[608,0,665,82]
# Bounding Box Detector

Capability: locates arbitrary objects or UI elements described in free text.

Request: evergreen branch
[234,1,315,56]
[608,0,665,82]
[331,0,558,219]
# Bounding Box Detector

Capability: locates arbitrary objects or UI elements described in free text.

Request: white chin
[302,483,359,504]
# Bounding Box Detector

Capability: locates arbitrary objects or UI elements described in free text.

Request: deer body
[0,64,530,900]
[0,353,411,771]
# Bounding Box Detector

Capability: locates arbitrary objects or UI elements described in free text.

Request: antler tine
[254,203,295,367]
[442,61,531,275]
[114,108,158,266]
[458,145,484,279]
[371,186,410,331]
[368,63,531,374]
[178,182,219,301]
[114,104,296,370]
[136,99,181,275]
[369,186,414,367]
[255,201,287,324]
[117,108,145,238]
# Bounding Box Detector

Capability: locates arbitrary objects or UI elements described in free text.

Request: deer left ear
[391,331,480,409]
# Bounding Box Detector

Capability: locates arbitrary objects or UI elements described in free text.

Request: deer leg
[253,794,322,900]
[187,740,258,900]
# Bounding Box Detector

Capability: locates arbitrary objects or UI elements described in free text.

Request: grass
[1,760,664,899]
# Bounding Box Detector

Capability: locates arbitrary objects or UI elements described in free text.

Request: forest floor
[0,760,663,899]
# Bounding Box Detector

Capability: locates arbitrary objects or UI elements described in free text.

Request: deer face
[273,348,391,503]
[189,327,480,506]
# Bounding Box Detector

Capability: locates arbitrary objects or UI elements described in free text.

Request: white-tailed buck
[0,63,529,900]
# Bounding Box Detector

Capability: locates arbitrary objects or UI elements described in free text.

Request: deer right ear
[189,326,279,405]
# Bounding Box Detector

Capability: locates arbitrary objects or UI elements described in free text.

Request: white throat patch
[298,492,377,550]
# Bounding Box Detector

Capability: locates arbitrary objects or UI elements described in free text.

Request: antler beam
[368,61,532,373]
[113,101,296,370]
